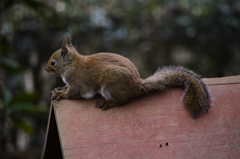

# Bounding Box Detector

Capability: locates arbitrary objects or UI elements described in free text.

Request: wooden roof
[42,76,240,159]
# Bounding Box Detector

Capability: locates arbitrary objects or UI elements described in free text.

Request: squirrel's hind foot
[95,100,117,110]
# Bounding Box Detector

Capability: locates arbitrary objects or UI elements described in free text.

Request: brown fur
[46,34,211,119]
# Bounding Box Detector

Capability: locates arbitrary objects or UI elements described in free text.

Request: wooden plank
[203,75,240,85]
[51,76,240,158]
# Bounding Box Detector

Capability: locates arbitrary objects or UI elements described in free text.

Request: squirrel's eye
[51,61,55,65]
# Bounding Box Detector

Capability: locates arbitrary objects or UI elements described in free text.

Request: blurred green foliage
[0,62,48,152]
[0,86,49,150]
[1,0,240,154]
[1,88,47,133]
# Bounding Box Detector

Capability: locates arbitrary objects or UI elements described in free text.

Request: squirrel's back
[84,52,141,78]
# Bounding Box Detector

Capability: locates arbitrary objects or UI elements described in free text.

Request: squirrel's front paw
[50,86,68,100]
[51,90,64,101]
[52,86,68,93]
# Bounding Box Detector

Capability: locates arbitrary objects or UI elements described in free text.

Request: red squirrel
[45,34,211,119]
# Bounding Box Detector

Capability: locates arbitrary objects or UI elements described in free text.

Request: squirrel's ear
[61,34,72,58]
[61,46,68,59]
[61,34,72,59]
[62,34,72,47]
[61,36,69,59]
[66,34,72,46]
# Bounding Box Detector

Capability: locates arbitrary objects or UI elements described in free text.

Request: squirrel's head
[45,34,75,76]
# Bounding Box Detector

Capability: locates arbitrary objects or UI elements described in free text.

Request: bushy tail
[142,66,211,119]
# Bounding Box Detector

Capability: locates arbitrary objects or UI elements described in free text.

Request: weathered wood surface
[47,76,240,158]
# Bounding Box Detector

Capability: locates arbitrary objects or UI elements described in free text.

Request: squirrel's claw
[50,86,68,100]
[51,94,61,101]
[51,90,61,101]
[96,100,107,110]
[50,93,58,100]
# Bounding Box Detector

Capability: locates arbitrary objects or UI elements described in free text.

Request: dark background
[1,0,240,158]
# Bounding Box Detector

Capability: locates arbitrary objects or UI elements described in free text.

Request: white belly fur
[82,92,95,99]
[61,75,68,85]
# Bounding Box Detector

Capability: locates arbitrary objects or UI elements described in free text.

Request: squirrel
[45,34,211,119]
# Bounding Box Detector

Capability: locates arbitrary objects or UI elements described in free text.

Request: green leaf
[9,92,38,106]
[13,120,34,135]
[1,57,25,74]
[9,103,49,113]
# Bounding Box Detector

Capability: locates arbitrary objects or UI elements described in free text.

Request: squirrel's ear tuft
[66,34,72,46]
[62,34,72,47]
[62,35,67,48]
